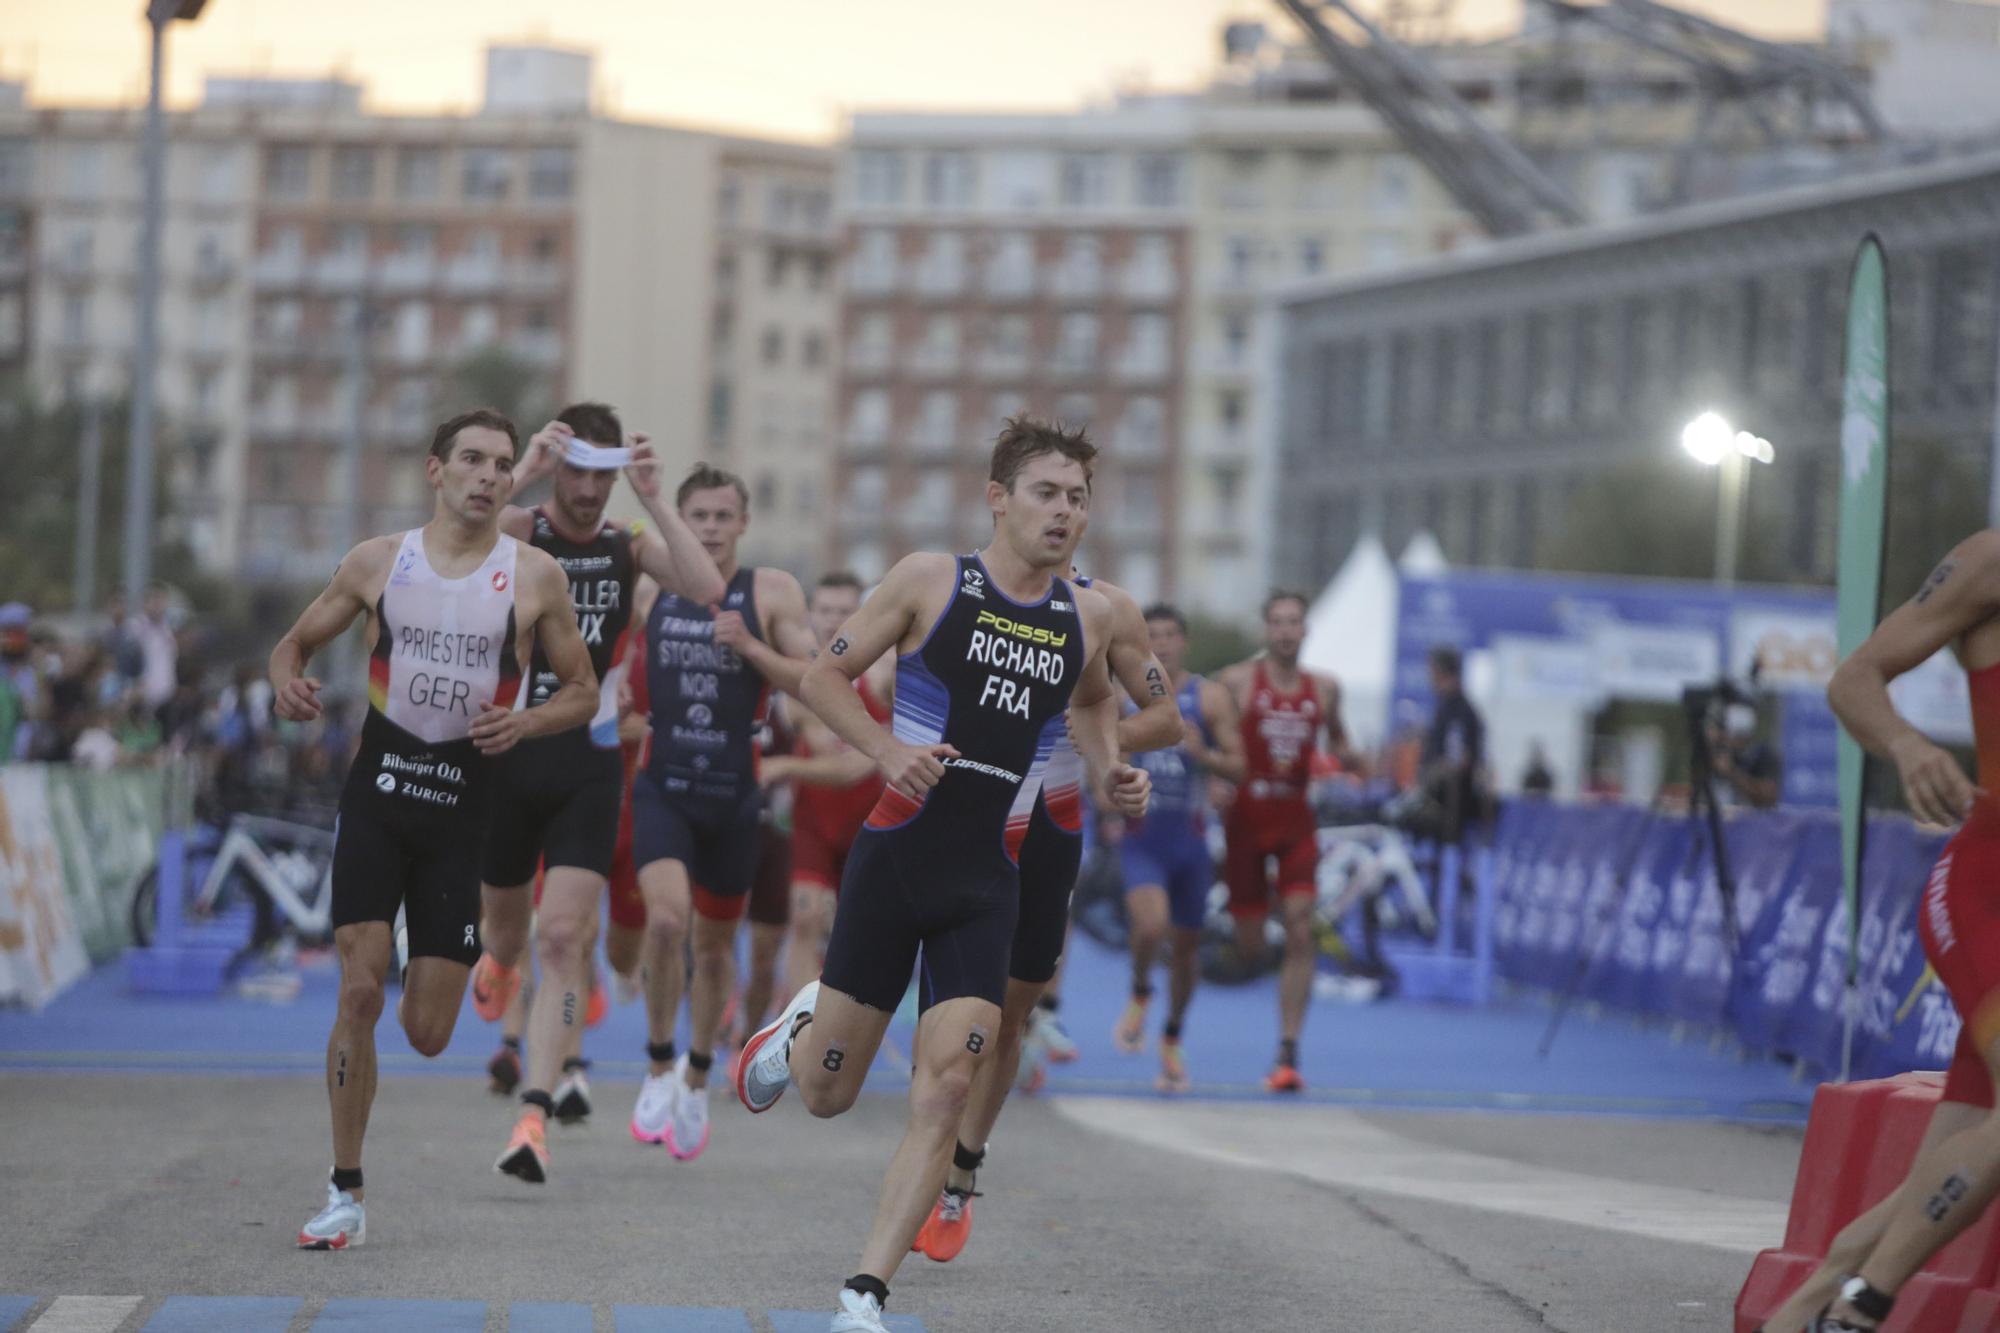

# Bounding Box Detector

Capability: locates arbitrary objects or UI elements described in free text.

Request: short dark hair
[815,570,864,596]
[1429,644,1463,679]
[1143,602,1187,633]
[676,463,750,511]
[557,401,622,448]
[429,408,519,464]
[1263,589,1308,619]
[989,415,1097,492]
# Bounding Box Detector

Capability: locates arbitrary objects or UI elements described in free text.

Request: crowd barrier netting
[0,764,165,1008]
[1491,799,1961,1082]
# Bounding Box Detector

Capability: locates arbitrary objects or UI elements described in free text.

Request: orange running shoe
[1112,996,1150,1054]
[919,1187,977,1263]
[471,954,522,1024]
[1264,1064,1305,1094]
[585,969,608,1029]
[493,1112,549,1184]
[1156,1037,1190,1094]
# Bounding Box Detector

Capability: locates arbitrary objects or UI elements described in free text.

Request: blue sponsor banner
[1492,800,1957,1080]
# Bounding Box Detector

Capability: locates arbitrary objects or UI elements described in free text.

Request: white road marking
[1055,1097,1788,1255]
[27,1296,143,1332]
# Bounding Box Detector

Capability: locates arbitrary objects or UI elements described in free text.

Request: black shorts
[482,730,623,886]
[821,827,1016,1014]
[1011,796,1083,986]
[748,823,792,928]
[331,803,483,966]
[630,772,765,921]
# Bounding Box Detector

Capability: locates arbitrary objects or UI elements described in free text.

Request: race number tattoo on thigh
[966,1024,990,1056]
[822,1040,847,1073]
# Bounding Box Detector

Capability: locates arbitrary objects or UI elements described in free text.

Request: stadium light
[1679,413,1776,589]
[1681,411,1734,466]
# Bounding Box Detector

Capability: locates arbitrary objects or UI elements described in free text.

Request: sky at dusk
[7,0,1829,142]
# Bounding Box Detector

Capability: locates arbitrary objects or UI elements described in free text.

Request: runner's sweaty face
[989,453,1090,573]
[1264,597,1306,665]
[552,459,617,531]
[679,485,748,573]
[428,425,516,528]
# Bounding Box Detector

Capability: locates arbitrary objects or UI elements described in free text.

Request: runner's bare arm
[801,553,958,798]
[1829,533,2000,823]
[1319,674,1359,770]
[724,570,818,699]
[1195,678,1248,783]
[501,418,568,512]
[622,435,728,605]
[1070,615,1150,819]
[469,548,598,756]
[268,537,395,721]
[1098,581,1183,754]
[762,708,879,789]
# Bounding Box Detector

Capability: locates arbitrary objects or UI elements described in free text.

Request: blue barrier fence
[1491,800,1964,1080]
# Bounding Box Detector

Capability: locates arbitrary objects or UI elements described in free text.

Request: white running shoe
[665,1054,711,1161]
[829,1288,890,1333]
[297,1180,365,1250]
[1032,1006,1079,1063]
[553,1067,593,1125]
[630,1069,679,1144]
[737,978,819,1113]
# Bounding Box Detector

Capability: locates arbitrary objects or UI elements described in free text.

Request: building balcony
[845,343,894,376]
[843,422,890,453]
[507,260,563,293]
[1196,344,1258,381]
[906,426,959,458]
[253,253,307,288]
[981,268,1036,302]
[1045,268,1102,301]
[909,265,967,300]
[510,329,563,366]
[1046,353,1098,381]
[251,405,301,438]
[377,254,436,292]
[974,350,1030,381]
[846,262,899,297]
[190,255,236,288]
[909,345,961,378]
[1119,266,1178,304]
[308,254,368,291]
[444,258,504,295]
[1114,349,1172,385]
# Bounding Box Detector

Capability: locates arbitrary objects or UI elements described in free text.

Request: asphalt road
[0,1070,1802,1332]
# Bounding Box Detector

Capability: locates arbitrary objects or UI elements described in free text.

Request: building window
[767,249,790,288]
[708,378,733,445]
[1056,392,1095,427]
[1224,235,1255,286]
[1220,389,1245,432]
[1298,236,1325,276]
[262,144,311,200]
[527,147,574,201]
[0,140,32,196]
[922,151,976,208]
[761,327,783,366]
[1054,313,1099,374]
[397,223,436,258]
[396,147,443,201]
[1118,396,1164,457]
[61,292,90,344]
[802,331,826,368]
[756,474,778,512]
[807,254,831,290]
[1134,152,1182,208]
[1372,155,1415,219]
[848,388,891,445]
[462,148,510,202]
[854,150,906,207]
[198,145,238,197]
[719,175,743,225]
[62,142,104,199]
[63,227,93,268]
[1219,149,1266,210]
[1058,153,1109,210]
[331,146,375,201]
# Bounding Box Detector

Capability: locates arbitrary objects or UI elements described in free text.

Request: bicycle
[129,812,337,975]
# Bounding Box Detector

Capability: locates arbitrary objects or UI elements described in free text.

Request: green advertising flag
[1836,235,1889,1077]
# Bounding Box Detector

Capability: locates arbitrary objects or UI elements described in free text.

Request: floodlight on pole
[1678,412,1776,589]
[1681,410,1734,466]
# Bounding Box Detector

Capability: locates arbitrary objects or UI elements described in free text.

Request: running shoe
[631,1069,680,1144]
[297,1180,365,1250]
[585,969,608,1029]
[918,1186,976,1263]
[1032,1006,1079,1064]
[1112,996,1150,1054]
[665,1054,711,1161]
[829,1288,890,1333]
[553,1065,593,1124]
[471,953,521,1024]
[487,1045,521,1095]
[1264,1064,1305,1094]
[1156,1037,1191,1094]
[494,1112,548,1184]
[737,979,819,1113]
[1016,1058,1047,1095]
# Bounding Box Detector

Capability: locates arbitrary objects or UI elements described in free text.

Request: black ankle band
[1841,1277,1895,1322]
[330,1166,362,1192]
[1037,994,1060,1013]
[1131,984,1154,1000]
[1278,1038,1299,1069]
[501,1036,521,1052]
[521,1090,555,1115]
[647,1040,677,1065]
[562,1056,591,1072]
[844,1275,889,1307]
[687,1050,714,1074]
[953,1141,986,1173]
[1164,1020,1183,1041]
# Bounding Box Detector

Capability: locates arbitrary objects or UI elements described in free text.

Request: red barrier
[1736,1072,2000,1332]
